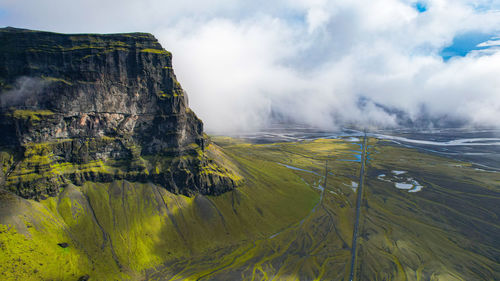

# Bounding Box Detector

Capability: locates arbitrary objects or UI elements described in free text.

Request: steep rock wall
[0,27,240,199]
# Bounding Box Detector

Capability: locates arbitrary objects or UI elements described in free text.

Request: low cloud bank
[2,0,500,132]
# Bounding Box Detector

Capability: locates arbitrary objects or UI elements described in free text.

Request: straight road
[348,133,367,281]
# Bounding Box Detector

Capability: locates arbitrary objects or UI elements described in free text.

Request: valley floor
[1,137,499,280]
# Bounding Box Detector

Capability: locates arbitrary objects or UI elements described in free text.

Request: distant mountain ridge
[0,27,240,199]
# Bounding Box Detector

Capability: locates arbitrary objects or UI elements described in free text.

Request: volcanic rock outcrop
[0,27,240,199]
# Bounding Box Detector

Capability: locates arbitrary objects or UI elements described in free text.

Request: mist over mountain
[1,0,500,132]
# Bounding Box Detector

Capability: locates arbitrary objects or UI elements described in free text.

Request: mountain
[0,27,239,199]
[0,27,319,281]
[2,27,497,281]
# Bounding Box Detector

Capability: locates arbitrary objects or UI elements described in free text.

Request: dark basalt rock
[0,27,239,199]
[57,242,69,248]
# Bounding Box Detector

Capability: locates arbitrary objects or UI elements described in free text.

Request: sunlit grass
[1,137,498,280]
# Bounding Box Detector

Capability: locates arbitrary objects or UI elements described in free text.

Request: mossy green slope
[148,138,500,281]
[0,141,320,280]
[148,138,364,281]
[1,137,499,281]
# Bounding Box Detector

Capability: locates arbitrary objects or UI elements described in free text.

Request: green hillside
[1,137,499,280]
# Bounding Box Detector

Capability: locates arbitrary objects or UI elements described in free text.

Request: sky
[1,0,500,133]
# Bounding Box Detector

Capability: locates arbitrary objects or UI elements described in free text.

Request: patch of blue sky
[440,32,498,61]
[283,10,307,27]
[413,2,427,13]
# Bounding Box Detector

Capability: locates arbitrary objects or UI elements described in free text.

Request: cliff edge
[0,27,240,199]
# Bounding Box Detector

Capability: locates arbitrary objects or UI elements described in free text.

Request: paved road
[348,133,367,281]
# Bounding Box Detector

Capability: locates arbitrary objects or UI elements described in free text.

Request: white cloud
[477,39,500,47]
[1,0,500,132]
[306,8,331,33]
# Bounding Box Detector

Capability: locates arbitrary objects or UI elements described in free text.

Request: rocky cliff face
[0,27,240,199]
